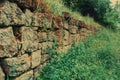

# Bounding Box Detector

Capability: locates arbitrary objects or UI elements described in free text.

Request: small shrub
[63,0,111,22]
[103,3,120,30]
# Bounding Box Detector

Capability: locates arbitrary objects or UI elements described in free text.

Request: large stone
[9,0,51,13]
[14,70,33,80]
[21,27,38,53]
[31,50,41,68]
[69,25,78,34]
[52,16,63,29]
[0,1,40,27]
[0,1,27,26]
[0,27,18,58]
[38,32,48,42]
[33,12,52,28]
[54,29,63,46]
[39,42,52,54]
[0,66,5,80]
[2,54,30,77]
[69,34,77,45]
[63,22,69,30]
[41,54,49,63]
[9,0,38,11]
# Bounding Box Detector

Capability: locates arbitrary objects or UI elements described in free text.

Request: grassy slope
[44,0,100,26]
[36,0,120,80]
[37,29,120,80]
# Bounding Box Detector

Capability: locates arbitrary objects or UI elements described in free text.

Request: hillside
[0,0,120,80]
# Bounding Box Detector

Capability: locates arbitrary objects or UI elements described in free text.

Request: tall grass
[36,29,120,80]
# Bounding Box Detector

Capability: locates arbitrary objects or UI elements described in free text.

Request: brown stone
[38,32,48,42]
[21,27,38,53]
[0,27,18,58]
[31,50,41,68]
[38,42,52,54]
[69,34,77,45]
[54,29,63,46]
[41,54,49,63]
[0,66,5,80]
[56,45,71,53]
[62,30,69,46]
[33,12,52,28]
[63,22,69,30]
[0,1,27,26]
[69,25,78,34]
[9,0,51,13]
[14,70,33,80]
[2,54,30,77]
[52,16,63,29]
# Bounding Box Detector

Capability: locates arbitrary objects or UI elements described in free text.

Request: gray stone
[21,27,38,53]
[0,27,18,58]
[14,70,33,80]
[0,66,5,80]
[2,54,30,77]
[31,50,41,68]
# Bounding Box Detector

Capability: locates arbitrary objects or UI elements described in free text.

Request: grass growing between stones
[36,28,120,80]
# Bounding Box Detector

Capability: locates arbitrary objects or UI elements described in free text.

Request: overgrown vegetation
[35,0,120,80]
[44,0,101,27]
[36,29,120,80]
[63,0,120,29]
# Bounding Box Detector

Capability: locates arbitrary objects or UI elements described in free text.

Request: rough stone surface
[69,34,77,45]
[0,1,50,27]
[21,27,38,53]
[39,42,52,54]
[33,12,52,28]
[63,22,69,30]
[69,25,78,34]
[31,50,41,68]
[0,1,99,80]
[52,16,63,29]
[62,30,69,46]
[41,54,49,63]
[56,45,71,53]
[0,27,18,58]
[14,70,33,80]
[0,1,27,26]
[38,32,48,42]
[54,29,63,46]
[0,66,5,80]
[2,54,30,77]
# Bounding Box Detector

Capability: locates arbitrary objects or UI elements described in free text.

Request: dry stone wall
[0,1,100,80]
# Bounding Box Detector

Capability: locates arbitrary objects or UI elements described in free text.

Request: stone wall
[0,1,100,80]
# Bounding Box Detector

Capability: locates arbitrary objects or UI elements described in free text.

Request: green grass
[44,0,101,27]
[36,29,120,80]
[35,0,120,80]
